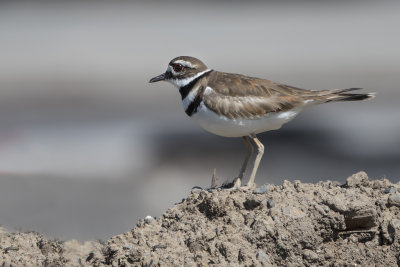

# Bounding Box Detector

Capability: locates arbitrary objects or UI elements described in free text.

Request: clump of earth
[2,172,400,266]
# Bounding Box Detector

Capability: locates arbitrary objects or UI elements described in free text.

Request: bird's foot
[232,177,242,189]
[213,175,258,191]
[220,178,258,191]
[238,182,257,191]
[220,177,241,190]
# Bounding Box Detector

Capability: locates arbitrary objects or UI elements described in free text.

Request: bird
[149,56,375,189]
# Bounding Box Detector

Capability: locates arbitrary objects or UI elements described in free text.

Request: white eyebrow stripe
[174,60,195,68]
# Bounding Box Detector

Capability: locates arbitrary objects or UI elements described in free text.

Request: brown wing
[202,71,310,119]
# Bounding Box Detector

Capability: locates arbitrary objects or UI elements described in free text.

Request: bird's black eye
[173,64,184,72]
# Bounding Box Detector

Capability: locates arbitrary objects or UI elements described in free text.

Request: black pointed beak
[149,73,167,83]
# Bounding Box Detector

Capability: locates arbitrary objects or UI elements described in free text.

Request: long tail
[308,88,376,103]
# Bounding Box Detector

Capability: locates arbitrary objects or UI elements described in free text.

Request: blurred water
[0,1,399,241]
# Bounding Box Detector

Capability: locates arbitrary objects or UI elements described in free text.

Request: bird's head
[149,56,209,88]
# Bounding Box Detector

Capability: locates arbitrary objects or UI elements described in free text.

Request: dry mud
[2,172,400,266]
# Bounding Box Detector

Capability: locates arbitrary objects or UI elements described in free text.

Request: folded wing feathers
[204,90,300,119]
[202,72,373,119]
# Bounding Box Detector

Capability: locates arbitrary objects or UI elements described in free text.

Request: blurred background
[0,0,399,241]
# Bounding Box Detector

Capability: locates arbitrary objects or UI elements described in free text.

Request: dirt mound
[2,172,400,266]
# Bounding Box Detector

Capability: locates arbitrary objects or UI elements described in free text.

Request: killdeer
[149,56,375,189]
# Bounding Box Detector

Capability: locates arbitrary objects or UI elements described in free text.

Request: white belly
[189,102,301,137]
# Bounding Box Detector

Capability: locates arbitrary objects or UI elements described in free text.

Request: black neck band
[178,70,213,100]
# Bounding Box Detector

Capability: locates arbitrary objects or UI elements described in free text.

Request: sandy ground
[1,0,400,243]
[1,171,400,266]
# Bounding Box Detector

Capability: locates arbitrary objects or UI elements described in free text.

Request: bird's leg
[230,136,254,189]
[246,135,264,189]
[238,136,254,179]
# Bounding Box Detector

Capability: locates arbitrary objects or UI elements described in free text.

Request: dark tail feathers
[318,88,376,103]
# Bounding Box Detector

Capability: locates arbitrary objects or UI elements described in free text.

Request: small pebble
[303,249,319,262]
[388,194,400,207]
[256,250,269,263]
[253,184,270,194]
[144,215,155,224]
[267,198,275,208]
[382,187,396,194]
[191,186,202,194]
[391,219,400,229]
[324,207,330,213]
